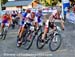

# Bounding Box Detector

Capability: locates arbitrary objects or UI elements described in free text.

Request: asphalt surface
[0,21,75,57]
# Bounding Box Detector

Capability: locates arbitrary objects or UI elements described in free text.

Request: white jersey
[24,14,37,25]
[52,10,62,19]
[45,20,55,29]
[26,13,30,18]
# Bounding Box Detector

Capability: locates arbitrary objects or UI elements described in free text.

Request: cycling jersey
[52,10,62,20]
[12,13,17,19]
[2,15,9,23]
[36,12,43,22]
[45,20,56,29]
[36,12,43,26]
[2,14,11,27]
[22,12,27,20]
[23,14,37,27]
[20,12,30,26]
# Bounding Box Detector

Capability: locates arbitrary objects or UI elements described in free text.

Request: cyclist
[36,9,43,27]
[41,9,64,42]
[66,5,75,23]
[49,9,64,30]
[41,16,56,42]
[17,9,31,38]
[0,12,12,34]
[17,12,38,47]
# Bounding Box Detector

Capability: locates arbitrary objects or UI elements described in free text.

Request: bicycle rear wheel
[49,33,62,51]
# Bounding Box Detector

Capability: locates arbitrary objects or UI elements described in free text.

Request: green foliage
[1,0,8,4]
[40,0,60,6]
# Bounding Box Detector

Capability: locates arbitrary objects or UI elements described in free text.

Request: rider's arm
[44,20,49,34]
[25,13,31,21]
[17,13,22,21]
[34,17,39,28]
[8,14,12,24]
[1,14,4,20]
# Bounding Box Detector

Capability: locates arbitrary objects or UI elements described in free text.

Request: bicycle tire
[23,31,34,50]
[3,30,7,40]
[2,27,8,40]
[36,32,45,49]
[49,33,62,51]
[22,26,30,44]
[0,29,4,39]
[16,29,28,47]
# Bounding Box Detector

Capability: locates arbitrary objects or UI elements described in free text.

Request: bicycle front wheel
[23,31,34,50]
[36,32,45,49]
[0,29,4,39]
[49,33,62,51]
[2,28,8,40]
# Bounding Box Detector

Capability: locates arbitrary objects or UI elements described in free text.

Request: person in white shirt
[66,6,75,23]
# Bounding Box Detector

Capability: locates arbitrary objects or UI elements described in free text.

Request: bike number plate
[30,26,34,31]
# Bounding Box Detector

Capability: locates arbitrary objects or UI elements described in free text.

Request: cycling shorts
[2,19,8,23]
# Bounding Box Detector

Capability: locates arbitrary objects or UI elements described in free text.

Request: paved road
[0,21,75,57]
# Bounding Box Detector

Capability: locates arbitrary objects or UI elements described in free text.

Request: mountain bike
[36,26,62,51]
[0,24,9,40]
[22,25,43,50]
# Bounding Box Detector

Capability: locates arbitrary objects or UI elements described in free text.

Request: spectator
[66,5,75,23]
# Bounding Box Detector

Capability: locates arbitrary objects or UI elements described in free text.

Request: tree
[1,0,8,4]
[1,0,8,10]
[39,0,60,6]
[0,0,1,10]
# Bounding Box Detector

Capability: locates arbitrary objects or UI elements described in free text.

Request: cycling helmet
[38,8,42,13]
[26,9,31,13]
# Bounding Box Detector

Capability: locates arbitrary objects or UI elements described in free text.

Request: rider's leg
[42,26,56,41]
[60,20,64,30]
[18,26,22,36]
[17,26,25,44]
[35,22,39,30]
[41,27,48,40]
[19,27,25,38]
[18,21,24,38]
